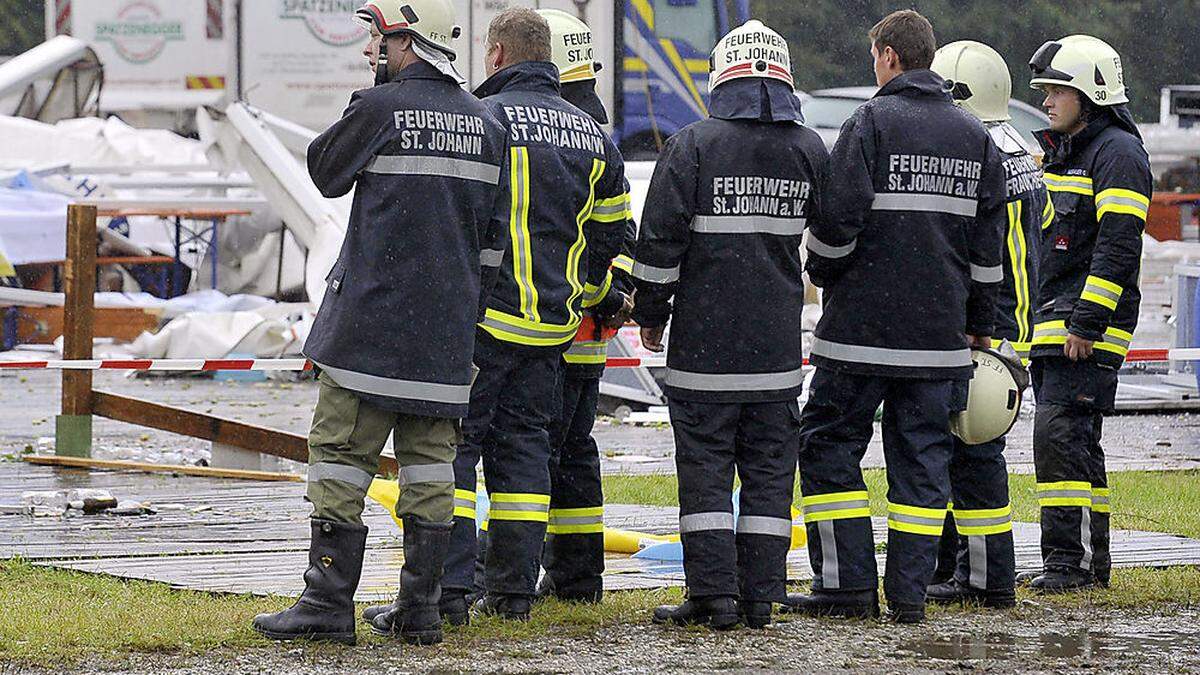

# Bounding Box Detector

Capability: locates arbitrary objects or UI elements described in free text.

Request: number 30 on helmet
[951,349,1030,445]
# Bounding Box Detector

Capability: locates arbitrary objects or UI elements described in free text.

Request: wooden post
[55,204,97,457]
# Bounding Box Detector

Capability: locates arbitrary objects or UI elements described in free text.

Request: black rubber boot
[371,518,453,645]
[780,589,880,619]
[652,596,740,630]
[439,590,470,626]
[362,601,393,624]
[472,593,533,621]
[883,601,926,624]
[253,519,367,645]
[535,572,603,604]
[738,600,773,629]
[1015,568,1042,586]
[926,578,1016,609]
[1029,566,1097,594]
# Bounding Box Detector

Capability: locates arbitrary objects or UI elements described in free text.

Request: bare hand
[1064,334,1094,361]
[640,325,666,353]
[966,335,992,350]
[603,293,635,330]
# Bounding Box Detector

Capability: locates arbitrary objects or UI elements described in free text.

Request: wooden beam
[91,390,399,475]
[61,204,96,417]
[23,455,305,482]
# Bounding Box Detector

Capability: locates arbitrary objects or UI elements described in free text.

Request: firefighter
[784,10,1006,624]
[925,40,1048,609]
[1024,35,1150,592]
[535,8,636,604]
[252,0,509,646]
[633,19,826,630]
[440,6,629,622]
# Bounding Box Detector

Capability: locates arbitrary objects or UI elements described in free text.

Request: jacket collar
[561,80,609,124]
[874,68,953,101]
[709,78,804,123]
[390,58,457,84]
[1035,104,1143,164]
[473,61,561,99]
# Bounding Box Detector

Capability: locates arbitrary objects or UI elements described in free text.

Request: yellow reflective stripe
[1007,200,1031,344]
[1038,480,1092,491]
[801,490,869,506]
[1081,275,1123,311]
[454,506,477,518]
[581,269,613,309]
[548,523,604,534]
[1086,275,1123,295]
[1044,172,1094,196]
[454,489,476,502]
[563,341,609,365]
[804,507,872,522]
[951,504,1013,536]
[950,505,1011,519]
[612,254,635,274]
[480,308,580,347]
[887,519,945,536]
[491,493,551,505]
[802,490,870,523]
[1041,191,1055,230]
[1037,480,1092,507]
[887,503,947,536]
[1107,326,1133,341]
[489,492,551,523]
[1081,291,1118,311]
[565,158,605,323]
[549,506,603,517]
[1095,187,1150,222]
[1040,497,1093,507]
[507,147,538,322]
[547,506,604,534]
[1092,487,1111,497]
[591,192,632,223]
[489,510,549,522]
[887,503,947,519]
[1032,320,1068,346]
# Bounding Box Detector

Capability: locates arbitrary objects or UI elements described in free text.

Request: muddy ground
[4,604,1198,673]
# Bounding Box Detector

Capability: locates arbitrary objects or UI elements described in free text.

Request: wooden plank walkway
[3,462,1199,600]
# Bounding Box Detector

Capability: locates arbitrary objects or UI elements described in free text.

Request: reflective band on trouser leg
[547,506,604,534]
[802,491,871,590]
[1091,487,1111,514]
[679,511,735,533]
[887,503,948,536]
[488,492,551,522]
[308,462,375,492]
[398,462,455,486]
[736,515,793,538]
[952,504,1013,590]
[1036,480,1093,508]
[453,488,477,519]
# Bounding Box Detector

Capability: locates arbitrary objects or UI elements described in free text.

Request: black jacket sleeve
[631,128,696,329]
[965,136,1006,337]
[478,143,513,322]
[1068,141,1151,340]
[306,90,392,198]
[805,107,875,286]
[581,140,631,308]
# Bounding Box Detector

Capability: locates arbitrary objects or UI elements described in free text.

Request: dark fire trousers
[799,367,965,606]
[444,330,560,598]
[669,398,799,602]
[1031,356,1115,582]
[933,435,1016,592]
[542,372,606,597]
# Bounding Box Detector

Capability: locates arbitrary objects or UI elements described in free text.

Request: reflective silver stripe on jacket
[872,192,978,218]
[398,463,455,486]
[315,361,472,405]
[664,367,804,392]
[367,155,501,184]
[806,233,857,259]
[478,315,578,341]
[691,215,806,236]
[679,511,735,533]
[810,337,972,368]
[631,261,680,284]
[308,462,375,491]
[480,248,505,268]
[736,515,792,538]
[970,263,1004,283]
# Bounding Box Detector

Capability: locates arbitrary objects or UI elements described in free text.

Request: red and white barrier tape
[0,349,1196,372]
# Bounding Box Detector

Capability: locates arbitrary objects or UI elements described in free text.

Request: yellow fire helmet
[538,8,598,83]
[932,40,1012,123]
[1029,34,1127,106]
[708,19,792,92]
[356,0,461,59]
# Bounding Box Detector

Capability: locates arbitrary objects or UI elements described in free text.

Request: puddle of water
[900,630,1200,660]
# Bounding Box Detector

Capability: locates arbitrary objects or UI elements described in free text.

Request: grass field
[2,469,1199,665]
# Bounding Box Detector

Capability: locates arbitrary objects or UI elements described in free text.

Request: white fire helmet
[950,348,1030,446]
[356,0,461,59]
[708,19,793,92]
[1029,34,1128,106]
[538,8,598,83]
[931,40,1012,123]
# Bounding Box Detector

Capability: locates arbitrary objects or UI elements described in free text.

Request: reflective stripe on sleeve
[1095,187,1150,222]
[872,192,978,217]
[887,502,947,536]
[691,214,806,236]
[308,462,375,492]
[581,270,613,309]
[802,491,871,523]
[367,155,501,184]
[547,506,604,534]
[1094,327,1132,358]
[1080,275,1123,311]
[453,488,477,519]
[679,511,735,533]
[736,515,793,538]
[612,254,635,274]
[314,361,472,405]
[590,193,632,223]
[806,233,856,259]
[563,340,608,365]
[631,261,680,284]
[664,367,804,392]
[488,492,551,522]
[970,263,1004,283]
[949,504,1013,536]
[479,309,579,347]
[398,463,455,486]
[810,337,972,368]
[1037,480,1093,508]
[1044,173,1094,196]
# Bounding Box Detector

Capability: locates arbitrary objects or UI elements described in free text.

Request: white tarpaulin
[0,187,71,264]
[118,303,310,359]
[0,115,207,170]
